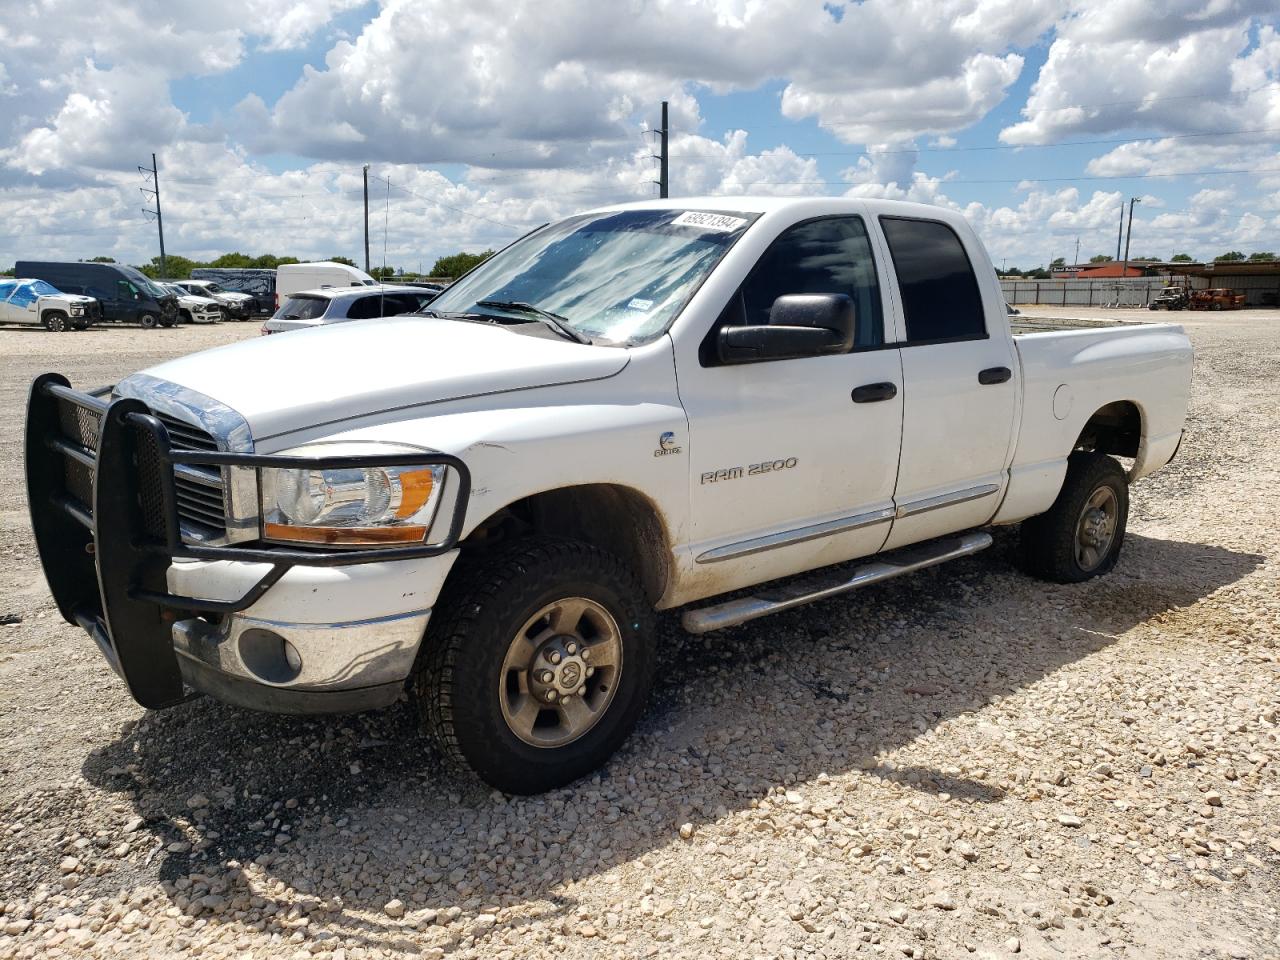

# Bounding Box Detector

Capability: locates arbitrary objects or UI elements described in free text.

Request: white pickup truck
[0,278,100,331]
[26,197,1191,794]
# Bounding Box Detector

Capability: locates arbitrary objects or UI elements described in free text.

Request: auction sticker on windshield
[671,211,750,231]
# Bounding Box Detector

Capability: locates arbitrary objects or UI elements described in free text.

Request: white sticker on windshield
[627,297,654,311]
[670,211,749,232]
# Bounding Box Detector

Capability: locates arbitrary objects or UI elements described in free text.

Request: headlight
[260,442,447,547]
[70,306,84,315]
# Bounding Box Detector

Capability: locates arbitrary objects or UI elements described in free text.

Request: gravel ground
[0,309,1277,960]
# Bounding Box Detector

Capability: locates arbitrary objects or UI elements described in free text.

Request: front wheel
[416,537,655,794]
[1019,451,1129,583]
[44,311,68,332]
[138,312,158,329]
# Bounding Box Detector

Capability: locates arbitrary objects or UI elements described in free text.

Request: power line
[674,126,1280,159]
[725,83,1278,132]
[702,165,1280,187]
[367,172,526,230]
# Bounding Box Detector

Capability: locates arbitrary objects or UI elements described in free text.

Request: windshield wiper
[474,300,591,344]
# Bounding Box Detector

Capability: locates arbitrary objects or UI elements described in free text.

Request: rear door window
[345,295,385,320]
[880,217,986,344]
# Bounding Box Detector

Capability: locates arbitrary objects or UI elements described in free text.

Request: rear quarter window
[278,296,329,320]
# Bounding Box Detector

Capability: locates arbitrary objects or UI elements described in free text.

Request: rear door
[877,216,1018,550]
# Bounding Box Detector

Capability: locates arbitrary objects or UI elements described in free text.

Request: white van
[275,262,377,299]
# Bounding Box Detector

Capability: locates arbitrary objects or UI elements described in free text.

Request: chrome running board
[681,531,993,634]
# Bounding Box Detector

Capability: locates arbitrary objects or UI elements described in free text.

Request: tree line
[1,250,495,280]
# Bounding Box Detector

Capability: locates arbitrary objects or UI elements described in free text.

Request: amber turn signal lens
[394,468,436,520]
[263,523,429,546]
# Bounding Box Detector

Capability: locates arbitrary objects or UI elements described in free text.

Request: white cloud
[0,0,363,176]
[246,0,1060,161]
[1000,2,1279,145]
[1,0,1278,271]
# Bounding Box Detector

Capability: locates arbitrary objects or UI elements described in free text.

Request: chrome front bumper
[173,609,431,714]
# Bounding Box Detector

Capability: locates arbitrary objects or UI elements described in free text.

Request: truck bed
[1010,315,1150,335]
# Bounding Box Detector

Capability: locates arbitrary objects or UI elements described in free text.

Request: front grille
[153,413,228,539]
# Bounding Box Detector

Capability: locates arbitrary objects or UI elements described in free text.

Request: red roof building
[1070,263,1149,278]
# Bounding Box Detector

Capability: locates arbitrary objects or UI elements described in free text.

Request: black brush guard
[25,373,470,710]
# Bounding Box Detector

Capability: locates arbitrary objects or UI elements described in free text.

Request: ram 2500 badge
[25,197,1191,794]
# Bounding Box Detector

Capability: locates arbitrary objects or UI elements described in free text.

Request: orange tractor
[1190,288,1247,310]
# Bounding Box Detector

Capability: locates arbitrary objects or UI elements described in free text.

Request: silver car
[261,284,438,335]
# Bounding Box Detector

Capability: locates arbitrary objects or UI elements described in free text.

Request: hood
[118,315,629,442]
[216,291,254,302]
[60,294,96,305]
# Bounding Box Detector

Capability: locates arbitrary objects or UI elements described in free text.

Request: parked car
[1190,288,1246,310]
[16,261,179,328]
[262,284,440,334]
[160,283,222,324]
[24,197,1192,795]
[1149,285,1190,310]
[276,261,378,300]
[169,279,254,321]
[189,268,277,318]
[0,278,100,331]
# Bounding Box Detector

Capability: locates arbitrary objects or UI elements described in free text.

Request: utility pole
[1074,236,1081,267]
[660,101,669,199]
[362,164,371,274]
[1122,197,1141,276]
[650,101,669,198]
[138,153,167,277]
[1115,200,1124,262]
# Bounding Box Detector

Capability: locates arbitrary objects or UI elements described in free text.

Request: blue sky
[1,0,1277,270]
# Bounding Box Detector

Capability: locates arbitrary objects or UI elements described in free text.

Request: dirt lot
[1,309,1277,960]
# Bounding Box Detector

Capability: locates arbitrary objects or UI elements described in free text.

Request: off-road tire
[43,311,68,332]
[138,312,159,329]
[415,537,656,794]
[1019,451,1128,583]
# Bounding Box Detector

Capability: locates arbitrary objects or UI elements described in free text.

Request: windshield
[277,295,330,320]
[202,282,225,294]
[427,208,758,344]
[119,267,168,299]
[29,280,61,296]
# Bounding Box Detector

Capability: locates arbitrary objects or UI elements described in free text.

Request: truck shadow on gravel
[76,529,1262,952]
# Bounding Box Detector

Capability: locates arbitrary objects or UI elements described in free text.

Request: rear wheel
[416,537,656,794]
[43,311,68,332]
[1019,452,1128,583]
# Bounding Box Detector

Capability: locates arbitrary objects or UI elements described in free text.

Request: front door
[0,280,21,323]
[876,216,1018,550]
[676,214,905,599]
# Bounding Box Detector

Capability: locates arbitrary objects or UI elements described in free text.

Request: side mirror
[717,293,855,365]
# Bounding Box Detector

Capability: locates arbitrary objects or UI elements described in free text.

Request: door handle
[851,382,898,403]
[978,366,1012,385]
